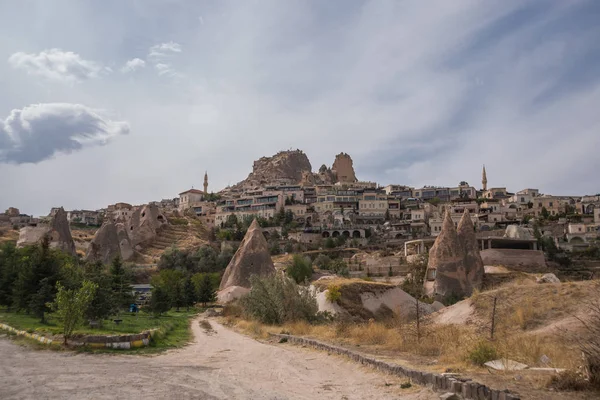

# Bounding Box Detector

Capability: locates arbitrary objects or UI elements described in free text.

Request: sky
[1,0,599,217]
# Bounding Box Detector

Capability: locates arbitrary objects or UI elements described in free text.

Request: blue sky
[1,0,599,216]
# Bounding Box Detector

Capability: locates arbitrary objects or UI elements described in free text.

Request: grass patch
[1,307,198,353]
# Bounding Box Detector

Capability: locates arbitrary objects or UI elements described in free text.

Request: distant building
[178,189,205,212]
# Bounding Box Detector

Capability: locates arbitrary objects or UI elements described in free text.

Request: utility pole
[490,297,497,340]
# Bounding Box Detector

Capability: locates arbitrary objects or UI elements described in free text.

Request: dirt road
[0,318,436,399]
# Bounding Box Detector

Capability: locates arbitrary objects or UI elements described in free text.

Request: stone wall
[272,333,521,400]
[481,249,546,271]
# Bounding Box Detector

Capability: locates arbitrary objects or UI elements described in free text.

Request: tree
[0,242,19,310]
[109,256,133,312]
[385,209,391,221]
[51,280,98,345]
[330,259,349,277]
[83,261,114,322]
[184,277,197,311]
[284,210,294,225]
[401,255,428,299]
[29,277,54,322]
[148,285,171,316]
[541,207,550,220]
[324,237,336,249]
[286,255,313,284]
[197,273,216,307]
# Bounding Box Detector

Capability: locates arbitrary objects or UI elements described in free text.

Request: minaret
[482,165,488,191]
[203,171,208,195]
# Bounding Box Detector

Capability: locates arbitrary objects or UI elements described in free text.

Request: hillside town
[3,150,599,261]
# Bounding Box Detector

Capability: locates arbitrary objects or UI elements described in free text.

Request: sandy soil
[0,318,437,400]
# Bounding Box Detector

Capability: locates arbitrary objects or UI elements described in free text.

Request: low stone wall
[81,330,157,349]
[273,334,521,400]
[0,323,55,345]
[0,322,158,349]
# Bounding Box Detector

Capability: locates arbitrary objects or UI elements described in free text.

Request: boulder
[217,286,250,303]
[219,219,275,290]
[429,212,466,298]
[536,273,560,284]
[17,207,76,255]
[456,209,484,296]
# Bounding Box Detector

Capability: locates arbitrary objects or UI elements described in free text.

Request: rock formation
[85,204,166,263]
[17,207,76,255]
[456,209,484,295]
[85,221,132,264]
[331,152,357,183]
[219,219,275,291]
[234,150,313,189]
[427,211,479,299]
[230,150,360,189]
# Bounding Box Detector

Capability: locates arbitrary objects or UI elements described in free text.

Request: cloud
[121,58,146,73]
[0,103,129,164]
[148,41,182,58]
[8,48,107,83]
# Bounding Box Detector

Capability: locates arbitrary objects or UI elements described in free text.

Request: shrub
[286,255,313,284]
[240,275,318,325]
[326,285,342,303]
[330,259,349,277]
[467,340,498,366]
[314,254,332,270]
[574,300,600,388]
[548,370,590,391]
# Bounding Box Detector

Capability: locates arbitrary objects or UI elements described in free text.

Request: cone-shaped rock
[456,209,484,295]
[428,211,466,298]
[17,207,76,255]
[219,219,275,290]
[85,221,132,264]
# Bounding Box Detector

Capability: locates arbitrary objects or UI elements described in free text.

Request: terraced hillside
[136,217,210,264]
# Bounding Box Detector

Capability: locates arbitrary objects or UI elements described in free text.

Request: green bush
[286,255,313,284]
[467,340,498,366]
[240,275,318,325]
[325,284,341,303]
[313,254,332,270]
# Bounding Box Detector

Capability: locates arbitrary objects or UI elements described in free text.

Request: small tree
[148,285,171,316]
[110,256,133,312]
[29,277,54,323]
[314,254,332,270]
[541,207,550,220]
[184,277,197,311]
[324,237,336,249]
[286,255,313,284]
[50,280,98,345]
[197,273,216,307]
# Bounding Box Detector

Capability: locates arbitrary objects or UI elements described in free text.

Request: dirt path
[0,318,436,399]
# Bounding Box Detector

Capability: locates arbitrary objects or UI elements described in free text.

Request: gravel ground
[0,318,437,399]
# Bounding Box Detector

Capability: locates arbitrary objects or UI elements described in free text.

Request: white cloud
[0,103,129,164]
[148,41,182,58]
[8,48,107,83]
[121,58,146,73]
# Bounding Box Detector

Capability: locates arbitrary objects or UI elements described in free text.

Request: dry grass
[0,227,19,244]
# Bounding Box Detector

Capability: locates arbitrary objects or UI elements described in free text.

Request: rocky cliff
[233,150,313,189]
[231,149,358,189]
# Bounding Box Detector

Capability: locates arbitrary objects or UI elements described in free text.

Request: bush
[240,275,318,325]
[548,370,590,391]
[326,285,341,303]
[467,340,498,366]
[574,300,600,388]
[286,255,313,284]
[313,254,332,270]
[330,259,349,277]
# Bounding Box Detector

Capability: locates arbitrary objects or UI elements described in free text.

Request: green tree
[184,277,197,311]
[197,273,216,306]
[324,237,336,249]
[83,261,114,322]
[110,256,133,312]
[0,242,20,309]
[286,255,313,284]
[330,259,349,277]
[541,207,550,220]
[29,277,54,322]
[284,210,294,225]
[148,285,171,316]
[152,269,185,309]
[195,246,218,273]
[385,209,391,221]
[50,280,98,345]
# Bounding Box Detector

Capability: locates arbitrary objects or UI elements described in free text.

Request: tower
[203,171,208,195]
[482,165,487,191]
